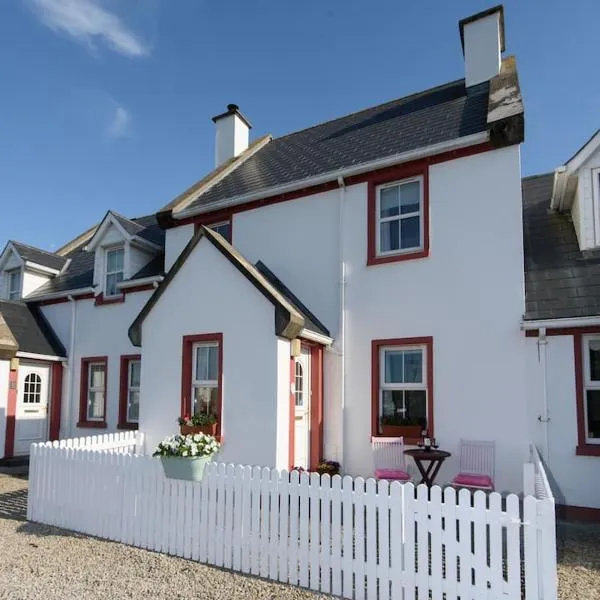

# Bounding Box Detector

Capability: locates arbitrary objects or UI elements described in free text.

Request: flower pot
[159,456,211,481]
[381,424,422,439]
[180,423,217,436]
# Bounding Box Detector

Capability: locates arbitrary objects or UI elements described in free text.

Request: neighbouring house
[1,5,595,518]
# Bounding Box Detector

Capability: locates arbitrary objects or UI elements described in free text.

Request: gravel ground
[1,473,598,599]
[0,473,331,600]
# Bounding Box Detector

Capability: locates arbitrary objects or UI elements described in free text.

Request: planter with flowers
[153,433,220,481]
[178,413,218,436]
[380,415,422,439]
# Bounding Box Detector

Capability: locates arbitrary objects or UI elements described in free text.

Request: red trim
[167,142,492,229]
[118,354,141,430]
[48,362,63,441]
[371,337,434,444]
[557,503,600,523]
[122,283,156,295]
[309,344,324,470]
[573,331,600,456]
[194,216,233,243]
[94,293,124,306]
[289,356,295,470]
[4,365,18,458]
[527,326,600,337]
[181,334,223,439]
[36,292,95,306]
[367,165,430,266]
[78,356,108,428]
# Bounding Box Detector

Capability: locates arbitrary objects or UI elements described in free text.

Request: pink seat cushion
[375,468,410,481]
[452,473,494,489]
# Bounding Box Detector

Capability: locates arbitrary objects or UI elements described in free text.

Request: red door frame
[4,359,63,458]
[289,341,324,471]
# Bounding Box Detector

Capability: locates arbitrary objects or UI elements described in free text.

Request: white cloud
[28,0,149,57]
[106,105,130,138]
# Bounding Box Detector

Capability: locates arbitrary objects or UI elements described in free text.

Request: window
[377,178,423,256]
[209,221,232,242]
[181,334,223,438]
[367,167,429,266]
[119,355,140,429]
[295,362,304,407]
[6,269,21,300]
[78,357,108,427]
[371,337,434,440]
[23,373,42,403]
[105,248,124,297]
[582,337,600,444]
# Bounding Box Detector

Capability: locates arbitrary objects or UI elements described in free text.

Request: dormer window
[7,269,21,300]
[105,247,124,297]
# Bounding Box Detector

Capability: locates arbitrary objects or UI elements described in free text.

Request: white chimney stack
[212,104,252,167]
[459,5,505,88]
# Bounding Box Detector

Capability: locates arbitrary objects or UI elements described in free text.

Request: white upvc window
[127,360,141,423]
[87,362,106,421]
[6,269,21,300]
[376,177,423,256]
[192,342,219,417]
[379,345,428,430]
[105,247,124,297]
[583,336,600,444]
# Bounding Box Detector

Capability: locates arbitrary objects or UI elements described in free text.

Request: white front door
[14,363,50,455]
[294,347,311,469]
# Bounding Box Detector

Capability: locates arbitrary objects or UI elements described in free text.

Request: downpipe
[537,327,551,461]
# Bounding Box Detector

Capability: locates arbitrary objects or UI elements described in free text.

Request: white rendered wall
[22,270,50,298]
[527,334,600,509]
[0,359,9,459]
[140,238,281,466]
[129,245,154,279]
[574,148,600,249]
[462,12,502,87]
[275,337,292,470]
[164,224,194,272]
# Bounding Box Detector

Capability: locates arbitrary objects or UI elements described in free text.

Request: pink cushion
[375,468,410,481]
[452,473,494,489]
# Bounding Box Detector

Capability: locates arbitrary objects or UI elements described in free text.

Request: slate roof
[184,79,490,213]
[0,300,66,356]
[27,214,165,298]
[10,241,68,272]
[523,173,600,320]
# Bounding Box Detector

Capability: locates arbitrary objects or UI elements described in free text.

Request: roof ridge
[273,78,468,142]
[10,240,64,258]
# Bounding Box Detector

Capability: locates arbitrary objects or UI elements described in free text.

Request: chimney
[459,5,505,87]
[211,104,252,167]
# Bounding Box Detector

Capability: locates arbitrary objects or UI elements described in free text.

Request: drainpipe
[337,176,347,466]
[537,327,550,461]
[64,295,77,439]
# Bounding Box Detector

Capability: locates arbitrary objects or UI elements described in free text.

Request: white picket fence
[27,437,557,600]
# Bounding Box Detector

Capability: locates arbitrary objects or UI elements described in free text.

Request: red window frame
[78,356,108,428]
[367,164,430,266]
[118,354,141,430]
[371,337,434,444]
[574,331,600,456]
[181,333,223,439]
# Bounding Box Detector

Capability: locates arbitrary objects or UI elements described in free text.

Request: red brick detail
[557,503,600,523]
[4,366,18,458]
[94,293,124,306]
[48,362,63,441]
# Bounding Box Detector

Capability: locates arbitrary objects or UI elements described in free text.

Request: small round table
[404,449,451,486]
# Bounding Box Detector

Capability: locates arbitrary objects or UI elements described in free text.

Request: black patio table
[404,448,451,486]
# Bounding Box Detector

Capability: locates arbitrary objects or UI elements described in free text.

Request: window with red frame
[79,357,108,427]
[119,355,140,429]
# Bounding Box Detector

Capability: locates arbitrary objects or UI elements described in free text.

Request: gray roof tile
[523,173,600,320]
[185,79,490,212]
[10,241,68,272]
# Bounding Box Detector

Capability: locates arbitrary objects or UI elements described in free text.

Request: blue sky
[0,0,598,251]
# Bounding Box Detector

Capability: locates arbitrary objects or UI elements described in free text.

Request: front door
[14,363,50,455]
[294,347,311,469]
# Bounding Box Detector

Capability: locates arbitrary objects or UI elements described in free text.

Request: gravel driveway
[0,473,330,600]
[1,472,597,599]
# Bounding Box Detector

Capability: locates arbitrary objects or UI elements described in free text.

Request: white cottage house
[0,5,595,519]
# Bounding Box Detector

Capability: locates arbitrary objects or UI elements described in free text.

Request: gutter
[23,261,61,276]
[118,275,164,290]
[522,315,600,330]
[24,287,95,304]
[299,329,334,346]
[174,132,490,220]
[16,351,66,362]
